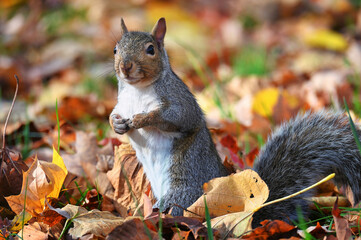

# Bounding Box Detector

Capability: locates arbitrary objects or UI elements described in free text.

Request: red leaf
[220,134,240,154]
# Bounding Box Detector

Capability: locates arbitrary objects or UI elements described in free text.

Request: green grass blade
[344,98,361,153]
[204,195,214,240]
[21,176,29,240]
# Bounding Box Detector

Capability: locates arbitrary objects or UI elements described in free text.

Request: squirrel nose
[120,61,133,75]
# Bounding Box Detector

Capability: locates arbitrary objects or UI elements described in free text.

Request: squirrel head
[114,18,167,87]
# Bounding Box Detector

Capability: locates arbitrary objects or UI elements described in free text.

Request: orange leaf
[243,220,296,239]
[5,150,67,215]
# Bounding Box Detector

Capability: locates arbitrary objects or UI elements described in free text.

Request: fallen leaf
[162,216,209,239]
[5,148,67,215]
[143,193,153,218]
[303,29,348,51]
[60,204,125,238]
[101,195,116,213]
[0,148,28,208]
[34,208,65,227]
[106,217,158,240]
[332,197,352,240]
[108,212,209,240]
[244,148,259,168]
[220,135,240,154]
[9,210,32,231]
[48,146,67,198]
[220,134,244,169]
[81,161,114,200]
[185,169,269,219]
[243,220,297,239]
[252,87,279,118]
[107,143,154,217]
[307,196,350,210]
[96,154,114,172]
[17,222,49,240]
[62,131,113,176]
[209,211,253,238]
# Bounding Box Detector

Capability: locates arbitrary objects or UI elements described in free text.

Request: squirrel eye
[113,47,117,55]
[146,45,155,55]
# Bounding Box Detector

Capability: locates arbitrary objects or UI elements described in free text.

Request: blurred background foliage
[1,0,361,155]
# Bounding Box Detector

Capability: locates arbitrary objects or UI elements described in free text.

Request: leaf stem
[254,173,335,212]
[2,75,19,149]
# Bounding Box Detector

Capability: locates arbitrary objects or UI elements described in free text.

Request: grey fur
[152,58,229,215]
[112,20,228,215]
[253,111,361,225]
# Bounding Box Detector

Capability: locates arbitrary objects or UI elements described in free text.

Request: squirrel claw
[111,114,130,134]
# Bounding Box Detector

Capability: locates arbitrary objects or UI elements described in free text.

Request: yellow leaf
[49,146,68,198]
[52,146,68,175]
[9,210,32,231]
[304,29,348,51]
[5,153,68,215]
[252,87,280,117]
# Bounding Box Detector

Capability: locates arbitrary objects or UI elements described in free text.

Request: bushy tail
[252,111,361,226]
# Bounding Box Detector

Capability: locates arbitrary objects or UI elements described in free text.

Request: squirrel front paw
[111,114,131,135]
[128,113,147,129]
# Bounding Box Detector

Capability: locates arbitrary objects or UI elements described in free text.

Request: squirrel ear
[151,18,166,48]
[120,18,129,36]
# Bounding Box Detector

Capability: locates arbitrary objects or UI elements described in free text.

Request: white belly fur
[113,84,173,200]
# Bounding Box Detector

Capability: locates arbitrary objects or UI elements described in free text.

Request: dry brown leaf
[81,161,114,200]
[307,196,349,210]
[210,211,253,238]
[108,212,208,240]
[143,193,153,218]
[0,151,28,207]
[332,198,353,240]
[96,154,114,172]
[185,169,268,219]
[106,217,158,240]
[107,143,154,217]
[61,204,125,238]
[18,222,49,240]
[62,131,113,176]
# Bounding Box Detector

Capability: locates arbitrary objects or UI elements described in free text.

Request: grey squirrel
[109,18,228,216]
[110,18,361,225]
